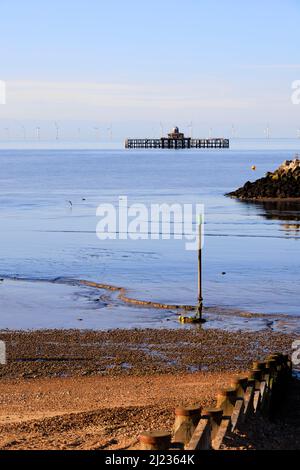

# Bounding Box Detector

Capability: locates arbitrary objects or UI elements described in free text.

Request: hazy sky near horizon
[1,0,300,139]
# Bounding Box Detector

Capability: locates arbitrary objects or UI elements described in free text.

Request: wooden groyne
[138,353,292,450]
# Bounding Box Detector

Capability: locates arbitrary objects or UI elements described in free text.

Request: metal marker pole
[197,215,203,320]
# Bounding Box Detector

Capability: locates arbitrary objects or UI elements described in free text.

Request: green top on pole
[197,214,203,225]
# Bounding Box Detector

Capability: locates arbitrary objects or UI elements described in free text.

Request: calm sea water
[0,139,299,330]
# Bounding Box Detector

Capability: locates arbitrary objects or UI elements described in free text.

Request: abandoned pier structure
[125,127,230,149]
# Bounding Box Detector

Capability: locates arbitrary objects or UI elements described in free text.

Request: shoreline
[0,328,299,450]
[1,276,299,334]
[227,195,300,202]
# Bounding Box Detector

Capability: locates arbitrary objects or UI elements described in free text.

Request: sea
[0,138,299,332]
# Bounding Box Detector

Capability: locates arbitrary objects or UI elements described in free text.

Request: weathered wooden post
[249,369,263,382]
[185,418,212,450]
[265,358,279,416]
[173,406,202,445]
[281,354,291,381]
[285,354,292,375]
[212,389,237,450]
[216,387,237,418]
[248,369,263,412]
[243,378,256,419]
[231,376,248,399]
[230,376,248,430]
[267,353,283,376]
[252,362,269,411]
[202,408,223,447]
[266,358,277,388]
[266,354,284,412]
[252,360,267,371]
[139,431,172,450]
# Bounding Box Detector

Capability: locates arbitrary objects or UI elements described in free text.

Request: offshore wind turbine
[231,124,237,138]
[159,122,164,138]
[264,124,270,139]
[93,126,100,140]
[54,121,60,140]
[4,127,10,140]
[36,126,41,141]
[16,122,26,140]
[107,124,113,141]
[21,125,26,140]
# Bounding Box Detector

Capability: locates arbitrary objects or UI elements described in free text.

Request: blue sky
[1,0,300,139]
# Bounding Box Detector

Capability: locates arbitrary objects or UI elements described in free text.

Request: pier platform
[125,127,229,149]
[125,137,229,149]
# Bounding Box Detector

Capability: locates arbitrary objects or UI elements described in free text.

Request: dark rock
[226,158,300,200]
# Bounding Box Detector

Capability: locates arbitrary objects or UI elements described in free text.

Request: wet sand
[0,328,296,379]
[2,277,299,333]
[0,328,299,450]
